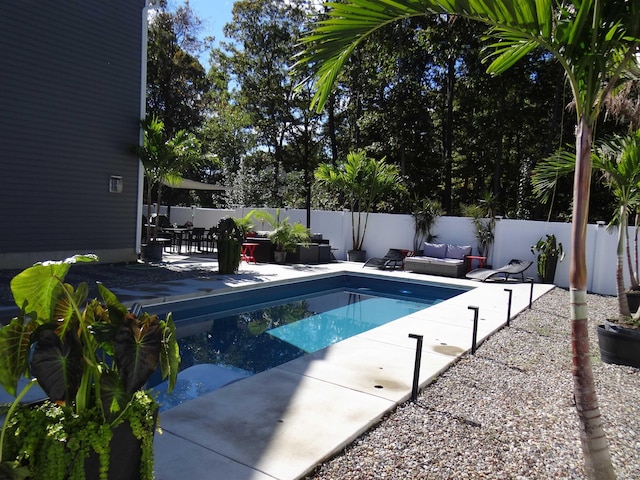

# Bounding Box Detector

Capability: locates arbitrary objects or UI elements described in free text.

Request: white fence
[151,205,621,296]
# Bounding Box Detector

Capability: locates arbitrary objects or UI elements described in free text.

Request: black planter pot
[347,250,366,262]
[85,419,149,480]
[597,322,640,368]
[141,242,163,261]
[626,290,640,314]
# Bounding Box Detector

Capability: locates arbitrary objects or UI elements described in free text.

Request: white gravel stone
[304,288,640,480]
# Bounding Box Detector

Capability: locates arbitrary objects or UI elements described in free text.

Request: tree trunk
[443,54,454,213]
[571,117,615,480]
[617,206,631,316]
[328,93,338,165]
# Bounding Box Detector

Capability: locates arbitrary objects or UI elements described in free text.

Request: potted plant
[253,210,310,263]
[133,116,200,261]
[531,234,565,284]
[0,254,180,480]
[314,150,402,262]
[217,217,243,274]
[269,221,311,264]
[463,191,497,266]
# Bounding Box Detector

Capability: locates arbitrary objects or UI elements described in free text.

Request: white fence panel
[145,205,631,296]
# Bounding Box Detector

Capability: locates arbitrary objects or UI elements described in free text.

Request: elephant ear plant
[0,255,180,480]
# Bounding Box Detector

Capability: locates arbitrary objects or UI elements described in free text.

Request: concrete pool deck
[117,256,553,480]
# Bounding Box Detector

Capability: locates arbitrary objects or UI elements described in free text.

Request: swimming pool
[149,273,469,410]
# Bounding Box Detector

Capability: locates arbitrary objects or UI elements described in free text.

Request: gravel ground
[305,288,639,480]
[1,264,637,478]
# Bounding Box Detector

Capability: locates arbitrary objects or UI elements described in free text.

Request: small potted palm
[0,255,180,480]
[268,221,311,263]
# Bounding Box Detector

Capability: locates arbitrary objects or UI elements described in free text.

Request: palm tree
[296,1,640,478]
[134,116,200,243]
[315,150,401,252]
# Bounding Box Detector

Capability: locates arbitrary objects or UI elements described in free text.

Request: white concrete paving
[150,259,554,480]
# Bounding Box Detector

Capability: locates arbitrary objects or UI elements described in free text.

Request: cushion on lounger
[446,244,472,260]
[423,242,447,258]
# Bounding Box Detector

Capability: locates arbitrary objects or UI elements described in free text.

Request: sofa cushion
[446,244,472,259]
[423,242,447,258]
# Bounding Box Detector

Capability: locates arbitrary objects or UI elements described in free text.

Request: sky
[182,0,235,65]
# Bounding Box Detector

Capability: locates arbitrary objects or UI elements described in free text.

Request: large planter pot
[597,322,640,368]
[274,251,287,264]
[84,417,154,480]
[347,250,366,262]
[141,242,164,261]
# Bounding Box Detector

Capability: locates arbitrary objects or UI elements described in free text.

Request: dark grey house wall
[0,1,146,269]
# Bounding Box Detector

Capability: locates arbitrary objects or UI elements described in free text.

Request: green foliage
[531,234,565,284]
[268,221,311,253]
[253,209,311,253]
[134,116,201,242]
[233,210,257,238]
[1,391,157,480]
[534,130,640,311]
[0,255,179,479]
[218,0,325,207]
[411,198,444,251]
[146,3,210,137]
[315,150,403,250]
[462,191,497,258]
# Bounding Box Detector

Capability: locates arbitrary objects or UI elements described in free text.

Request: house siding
[0,0,146,269]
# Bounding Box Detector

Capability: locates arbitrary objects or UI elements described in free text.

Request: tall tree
[221,0,324,208]
[146,2,210,137]
[296,1,640,478]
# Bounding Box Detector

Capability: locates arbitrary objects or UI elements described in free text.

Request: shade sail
[161,178,229,191]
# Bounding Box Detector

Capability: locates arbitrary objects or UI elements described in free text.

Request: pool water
[150,274,467,410]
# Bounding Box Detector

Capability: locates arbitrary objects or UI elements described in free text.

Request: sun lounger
[465,259,533,282]
[363,248,405,269]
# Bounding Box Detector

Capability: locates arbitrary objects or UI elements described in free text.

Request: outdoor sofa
[404,242,472,278]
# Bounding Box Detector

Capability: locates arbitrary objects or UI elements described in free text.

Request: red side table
[241,243,259,264]
[466,255,487,272]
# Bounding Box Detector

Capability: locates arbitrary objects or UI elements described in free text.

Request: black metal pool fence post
[408,334,423,402]
[504,288,513,327]
[527,277,534,309]
[468,306,480,354]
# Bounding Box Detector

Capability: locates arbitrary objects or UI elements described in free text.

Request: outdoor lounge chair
[363,248,406,270]
[465,259,533,282]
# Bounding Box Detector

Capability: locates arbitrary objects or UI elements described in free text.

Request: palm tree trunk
[571,118,615,480]
[618,206,631,316]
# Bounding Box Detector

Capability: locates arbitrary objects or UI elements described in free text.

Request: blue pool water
[149,273,468,410]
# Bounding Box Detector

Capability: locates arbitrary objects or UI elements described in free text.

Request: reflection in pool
[150,274,467,410]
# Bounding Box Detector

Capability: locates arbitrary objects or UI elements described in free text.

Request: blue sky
[185,0,234,64]
[187,0,234,41]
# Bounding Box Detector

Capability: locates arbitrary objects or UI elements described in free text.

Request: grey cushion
[446,244,472,260]
[423,242,446,258]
